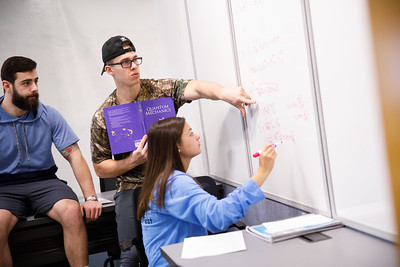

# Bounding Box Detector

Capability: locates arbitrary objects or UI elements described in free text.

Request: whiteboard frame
[301,0,334,217]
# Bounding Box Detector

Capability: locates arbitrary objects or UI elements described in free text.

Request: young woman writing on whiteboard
[137,117,277,267]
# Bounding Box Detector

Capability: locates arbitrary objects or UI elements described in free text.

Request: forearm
[67,148,103,221]
[93,134,148,178]
[93,157,136,178]
[61,143,96,197]
[183,80,224,101]
[67,149,96,197]
[183,80,255,117]
[71,156,97,198]
[251,168,270,187]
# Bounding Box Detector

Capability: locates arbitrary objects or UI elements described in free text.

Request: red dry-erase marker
[252,141,283,158]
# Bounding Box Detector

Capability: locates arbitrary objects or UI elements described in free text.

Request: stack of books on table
[246,214,342,243]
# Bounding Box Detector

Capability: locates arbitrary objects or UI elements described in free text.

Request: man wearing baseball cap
[90,35,255,266]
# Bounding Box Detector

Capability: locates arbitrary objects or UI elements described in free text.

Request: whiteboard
[230,0,330,213]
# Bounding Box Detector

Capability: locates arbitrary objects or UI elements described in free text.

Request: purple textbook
[103,97,176,154]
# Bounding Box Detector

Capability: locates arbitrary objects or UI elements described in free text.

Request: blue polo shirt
[0,96,78,181]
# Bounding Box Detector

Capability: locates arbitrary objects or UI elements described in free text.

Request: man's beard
[12,88,39,112]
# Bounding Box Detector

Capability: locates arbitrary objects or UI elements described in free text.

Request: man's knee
[0,209,19,240]
[48,199,83,227]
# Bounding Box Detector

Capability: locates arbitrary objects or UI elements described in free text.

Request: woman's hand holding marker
[251,143,278,187]
[252,141,283,158]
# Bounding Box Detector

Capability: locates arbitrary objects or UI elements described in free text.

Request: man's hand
[220,86,256,117]
[127,134,148,168]
[81,200,103,222]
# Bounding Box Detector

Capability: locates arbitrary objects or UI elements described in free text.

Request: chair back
[195,176,221,199]
[99,177,118,192]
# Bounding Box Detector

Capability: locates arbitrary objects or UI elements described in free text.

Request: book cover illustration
[103,97,176,154]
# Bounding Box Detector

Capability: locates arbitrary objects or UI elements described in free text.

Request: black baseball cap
[101,35,136,75]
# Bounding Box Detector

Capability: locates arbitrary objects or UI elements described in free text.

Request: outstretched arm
[61,142,103,221]
[183,80,256,117]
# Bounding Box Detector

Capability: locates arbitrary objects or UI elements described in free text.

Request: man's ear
[2,80,12,93]
[104,65,113,75]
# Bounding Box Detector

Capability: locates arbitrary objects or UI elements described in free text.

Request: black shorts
[0,179,78,218]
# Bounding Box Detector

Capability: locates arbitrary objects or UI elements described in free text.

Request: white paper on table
[181,231,246,259]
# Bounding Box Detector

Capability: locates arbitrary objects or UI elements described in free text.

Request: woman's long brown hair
[137,117,186,219]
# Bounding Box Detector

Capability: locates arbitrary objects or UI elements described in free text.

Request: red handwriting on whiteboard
[252,103,295,144]
[267,131,296,144]
[287,95,310,122]
[250,49,285,73]
[248,82,279,98]
[234,0,262,16]
[257,117,280,132]
[240,36,281,58]
[261,104,276,116]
